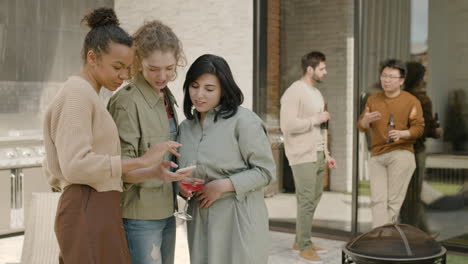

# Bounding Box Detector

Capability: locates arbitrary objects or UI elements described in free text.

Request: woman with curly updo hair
[108,20,186,264]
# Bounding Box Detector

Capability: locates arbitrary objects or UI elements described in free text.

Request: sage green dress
[177,107,276,264]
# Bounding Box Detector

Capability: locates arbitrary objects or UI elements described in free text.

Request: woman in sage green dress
[177,54,276,264]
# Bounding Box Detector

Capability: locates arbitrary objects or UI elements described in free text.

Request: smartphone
[176,165,196,174]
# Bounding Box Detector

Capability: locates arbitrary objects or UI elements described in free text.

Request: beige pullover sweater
[280,80,330,166]
[43,76,122,192]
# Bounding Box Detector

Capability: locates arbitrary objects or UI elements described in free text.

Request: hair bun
[83,7,119,29]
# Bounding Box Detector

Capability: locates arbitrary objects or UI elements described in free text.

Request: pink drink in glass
[180,182,204,192]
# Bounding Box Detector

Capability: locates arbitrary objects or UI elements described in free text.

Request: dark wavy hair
[81,8,132,63]
[405,62,426,92]
[183,54,244,121]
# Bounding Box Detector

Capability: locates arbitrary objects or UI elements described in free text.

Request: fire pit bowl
[342,224,446,264]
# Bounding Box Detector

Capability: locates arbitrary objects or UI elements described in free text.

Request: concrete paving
[0,192,347,264]
[266,191,468,241]
[2,191,466,263]
[0,224,345,264]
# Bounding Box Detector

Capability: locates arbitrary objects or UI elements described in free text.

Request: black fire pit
[342,224,446,264]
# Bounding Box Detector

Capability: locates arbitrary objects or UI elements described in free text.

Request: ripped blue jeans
[123,217,176,264]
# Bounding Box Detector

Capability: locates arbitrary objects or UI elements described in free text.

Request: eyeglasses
[380,74,401,80]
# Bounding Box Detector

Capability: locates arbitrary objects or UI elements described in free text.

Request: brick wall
[280,0,355,192]
[114,0,254,120]
[266,0,281,127]
[263,0,283,196]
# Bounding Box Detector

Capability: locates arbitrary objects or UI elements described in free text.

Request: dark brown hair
[301,51,326,74]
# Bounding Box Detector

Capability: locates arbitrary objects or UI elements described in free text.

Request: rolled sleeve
[229,116,276,201]
[230,168,267,201]
[110,155,122,179]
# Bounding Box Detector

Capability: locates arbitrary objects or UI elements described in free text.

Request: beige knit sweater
[280,80,330,166]
[43,76,123,192]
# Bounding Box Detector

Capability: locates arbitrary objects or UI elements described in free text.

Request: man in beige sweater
[280,51,336,264]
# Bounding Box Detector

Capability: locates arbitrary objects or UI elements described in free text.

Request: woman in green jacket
[177,54,276,264]
[108,20,185,264]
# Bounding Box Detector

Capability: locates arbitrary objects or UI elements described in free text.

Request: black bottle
[386,113,395,143]
[434,112,440,128]
[320,103,329,129]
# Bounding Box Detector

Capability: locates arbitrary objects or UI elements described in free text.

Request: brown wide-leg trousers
[54,184,131,264]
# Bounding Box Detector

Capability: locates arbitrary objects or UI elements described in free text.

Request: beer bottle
[434,112,440,128]
[320,103,329,129]
[386,113,395,143]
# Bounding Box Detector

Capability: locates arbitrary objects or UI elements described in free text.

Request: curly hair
[81,8,132,63]
[131,20,186,79]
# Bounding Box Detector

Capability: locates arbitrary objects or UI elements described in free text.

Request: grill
[0,135,50,235]
[342,224,446,264]
[0,145,45,170]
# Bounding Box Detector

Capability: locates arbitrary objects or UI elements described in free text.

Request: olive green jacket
[107,73,178,219]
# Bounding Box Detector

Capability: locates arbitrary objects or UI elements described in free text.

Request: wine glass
[174,161,206,221]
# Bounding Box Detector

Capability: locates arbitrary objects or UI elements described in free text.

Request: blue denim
[123,216,176,264]
[168,117,177,141]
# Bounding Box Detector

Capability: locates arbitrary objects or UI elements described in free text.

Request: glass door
[356,0,468,251]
